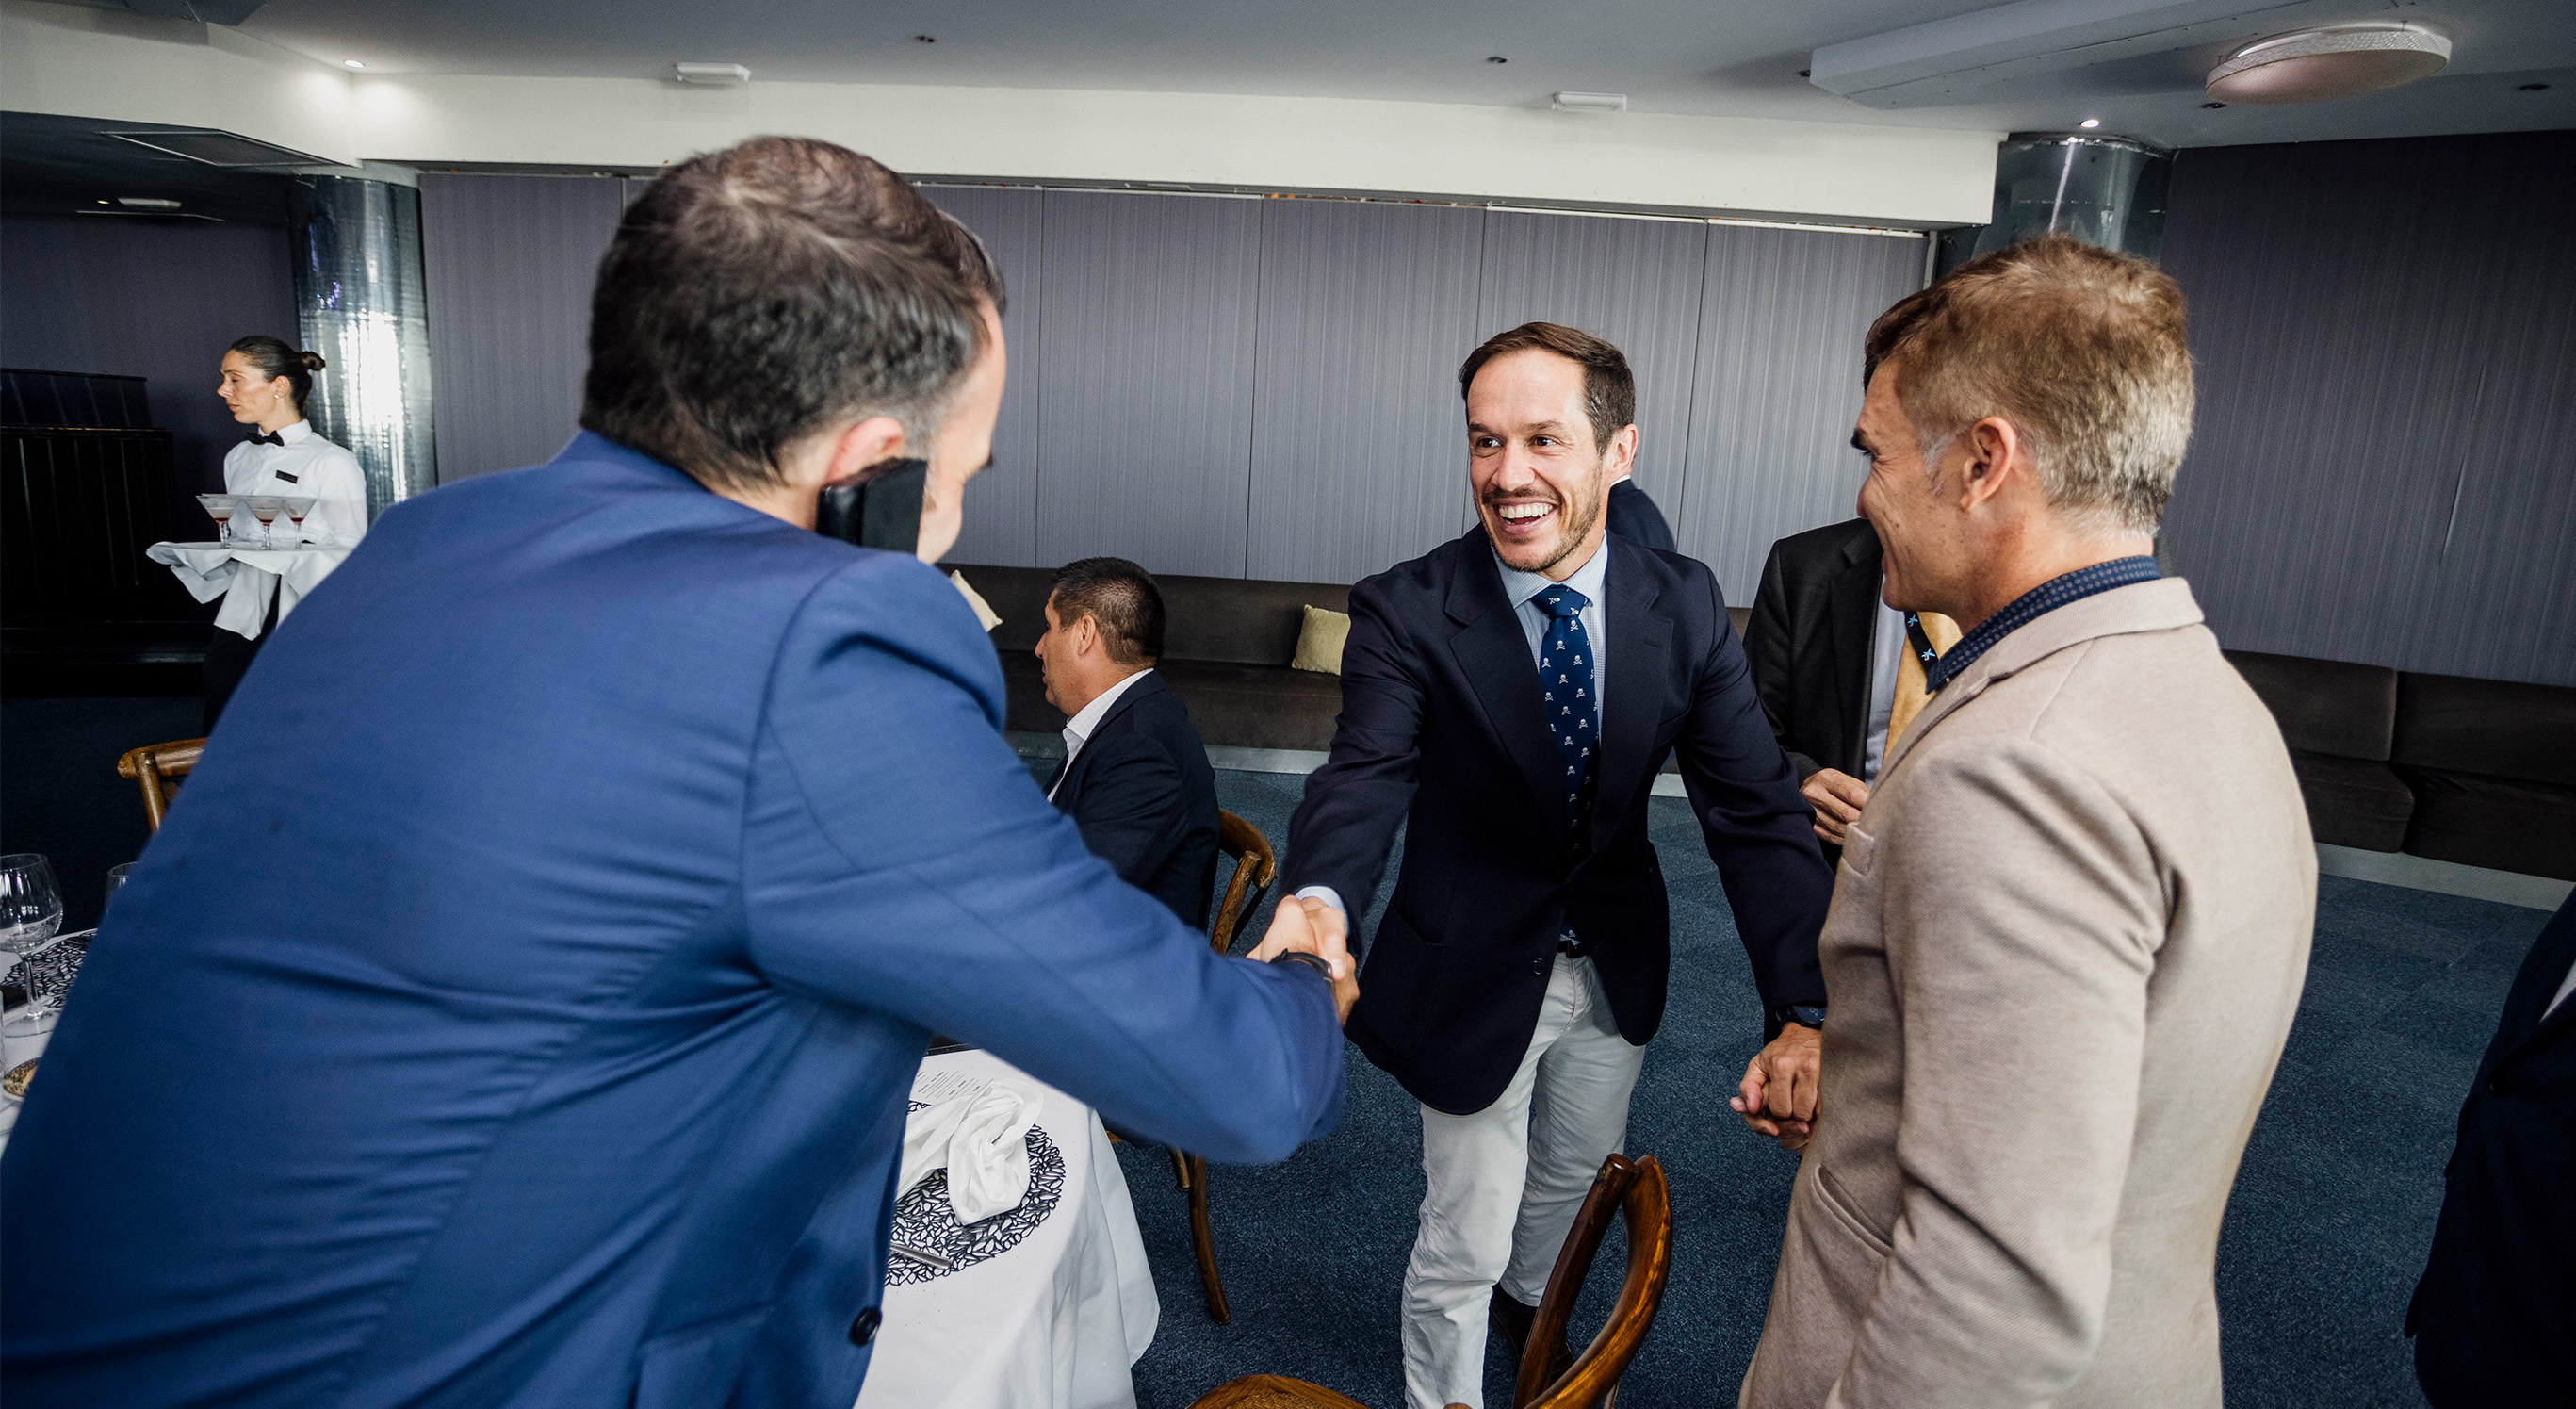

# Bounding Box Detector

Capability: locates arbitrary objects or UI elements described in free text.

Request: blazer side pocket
[1839,821,1881,880]
[1811,1161,1895,1258]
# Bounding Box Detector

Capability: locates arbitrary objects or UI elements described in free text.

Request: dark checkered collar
[1924,556,2162,691]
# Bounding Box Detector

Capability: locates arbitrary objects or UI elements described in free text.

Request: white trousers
[1401,955,1647,1409]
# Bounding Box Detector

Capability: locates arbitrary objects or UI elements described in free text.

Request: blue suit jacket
[1282,529,1830,1115]
[2409,890,2576,1401]
[0,434,1344,1408]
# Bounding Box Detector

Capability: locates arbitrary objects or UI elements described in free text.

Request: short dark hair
[228,336,325,407]
[1457,322,1635,451]
[1049,557,1165,667]
[580,136,1005,492]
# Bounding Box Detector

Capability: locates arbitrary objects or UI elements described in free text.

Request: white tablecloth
[856,1050,1159,1409]
[148,541,352,641]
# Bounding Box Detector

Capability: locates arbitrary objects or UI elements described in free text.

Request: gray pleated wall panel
[1247,200,1488,582]
[419,173,624,483]
[1680,225,1926,601]
[1474,211,1711,525]
[2160,132,2576,687]
[1035,191,1262,577]
[923,186,1046,568]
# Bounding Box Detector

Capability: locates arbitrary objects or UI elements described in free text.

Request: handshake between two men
[1255,891,1823,1154]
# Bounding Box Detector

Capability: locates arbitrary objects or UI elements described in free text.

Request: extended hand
[1801,768,1870,846]
[1249,897,1360,1024]
[1731,1023,1822,1153]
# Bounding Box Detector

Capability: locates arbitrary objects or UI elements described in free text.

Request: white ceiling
[236,0,2576,149]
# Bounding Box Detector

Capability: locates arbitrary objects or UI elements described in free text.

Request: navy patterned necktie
[1535,584,1599,835]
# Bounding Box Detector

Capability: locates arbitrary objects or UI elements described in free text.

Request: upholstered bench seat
[2287,749,2416,852]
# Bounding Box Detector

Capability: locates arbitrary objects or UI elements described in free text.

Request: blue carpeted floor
[1082,767,2550,1409]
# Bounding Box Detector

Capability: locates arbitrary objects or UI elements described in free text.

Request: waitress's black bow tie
[245,430,285,447]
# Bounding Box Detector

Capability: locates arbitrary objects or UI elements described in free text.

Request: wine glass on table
[0,855,63,978]
[196,493,241,546]
[247,496,285,549]
[283,496,318,547]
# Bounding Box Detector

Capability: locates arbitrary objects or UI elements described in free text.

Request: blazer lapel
[1590,538,1671,833]
[1824,532,1883,773]
[1447,541,1574,853]
[1050,672,1160,812]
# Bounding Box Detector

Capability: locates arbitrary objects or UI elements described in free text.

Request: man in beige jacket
[1736,235,2315,1408]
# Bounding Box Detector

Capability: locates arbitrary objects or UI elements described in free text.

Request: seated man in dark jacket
[1035,557,1223,930]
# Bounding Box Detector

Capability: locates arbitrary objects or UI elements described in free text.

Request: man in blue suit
[1262,321,1832,1409]
[0,138,1351,1408]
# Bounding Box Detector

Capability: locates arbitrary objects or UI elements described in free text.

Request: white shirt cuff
[1292,885,1346,918]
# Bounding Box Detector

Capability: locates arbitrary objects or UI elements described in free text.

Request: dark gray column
[291,172,436,519]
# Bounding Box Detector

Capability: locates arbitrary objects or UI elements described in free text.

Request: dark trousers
[203,588,283,732]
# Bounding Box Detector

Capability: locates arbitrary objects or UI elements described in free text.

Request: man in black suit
[2409,889,2576,1401]
[1605,474,1675,552]
[1256,321,1832,1409]
[1744,516,1934,858]
[1035,557,1222,929]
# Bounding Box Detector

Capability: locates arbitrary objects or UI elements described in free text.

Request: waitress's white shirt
[213,420,367,638]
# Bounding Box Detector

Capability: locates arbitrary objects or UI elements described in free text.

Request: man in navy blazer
[1035,557,1223,930]
[1263,321,1832,1408]
[0,139,1352,1409]
[2409,889,2576,1401]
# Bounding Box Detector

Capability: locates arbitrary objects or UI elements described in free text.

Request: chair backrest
[1206,810,1277,956]
[1513,1155,1674,1409]
[116,737,204,832]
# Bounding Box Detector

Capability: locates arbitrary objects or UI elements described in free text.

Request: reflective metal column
[290,173,436,520]
[1935,131,2174,278]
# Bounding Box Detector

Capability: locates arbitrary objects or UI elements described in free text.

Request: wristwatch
[1270,952,1335,981]
[1769,1003,1828,1034]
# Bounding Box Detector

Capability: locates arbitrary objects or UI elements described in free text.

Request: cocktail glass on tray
[246,496,286,549]
[282,496,318,546]
[196,493,243,546]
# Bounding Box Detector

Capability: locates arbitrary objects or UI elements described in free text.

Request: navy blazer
[0,434,1343,1409]
[1284,529,1832,1115]
[1048,671,1222,932]
[1606,479,1676,553]
[2409,891,2576,1401]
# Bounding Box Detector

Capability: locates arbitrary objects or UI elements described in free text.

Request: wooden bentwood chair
[1190,1154,1673,1409]
[1150,809,1279,1325]
[117,737,206,832]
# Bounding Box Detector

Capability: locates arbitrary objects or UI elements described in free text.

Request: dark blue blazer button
[849,1305,882,1346]
[1531,958,1549,976]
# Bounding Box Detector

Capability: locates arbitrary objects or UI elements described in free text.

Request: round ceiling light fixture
[2206,22,2451,105]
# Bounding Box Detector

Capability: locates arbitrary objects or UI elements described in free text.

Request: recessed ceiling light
[2079,117,2102,128]
[344,59,364,69]
[2206,23,2451,105]
[2519,82,2552,92]
[914,35,936,43]
[1485,56,1508,65]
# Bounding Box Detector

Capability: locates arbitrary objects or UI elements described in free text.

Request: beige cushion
[1290,604,1350,675]
[949,570,1003,633]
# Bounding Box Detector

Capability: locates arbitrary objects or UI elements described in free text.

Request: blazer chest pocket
[1839,822,1880,880]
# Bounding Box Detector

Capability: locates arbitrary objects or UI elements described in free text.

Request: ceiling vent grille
[101,129,333,169]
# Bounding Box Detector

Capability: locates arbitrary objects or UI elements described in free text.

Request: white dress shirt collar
[274,419,315,445]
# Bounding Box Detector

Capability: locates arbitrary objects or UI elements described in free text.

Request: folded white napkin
[898,1078,1044,1223]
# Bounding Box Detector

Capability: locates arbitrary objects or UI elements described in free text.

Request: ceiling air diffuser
[2206,23,2452,106]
